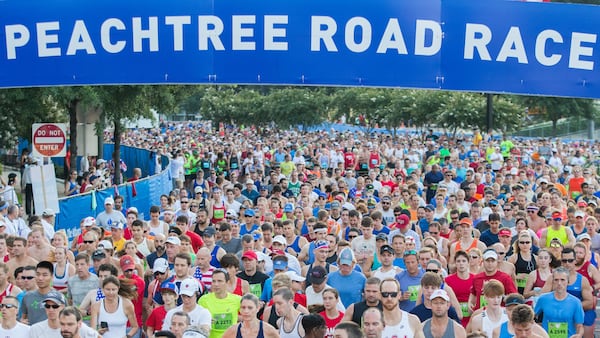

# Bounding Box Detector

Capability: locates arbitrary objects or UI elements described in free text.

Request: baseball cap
[242,250,258,261]
[577,201,588,208]
[273,257,288,270]
[498,228,512,237]
[504,294,525,306]
[82,217,96,227]
[194,186,203,194]
[244,209,256,217]
[425,204,435,211]
[153,258,169,273]
[225,210,238,218]
[42,208,55,216]
[98,240,113,250]
[309,266,327,284]
[178,278,200,297]
[575,211,586,218]
[160,281,179,294]
[92,249,106,260]
[577,233,592,241]
[397,214,410,227]
[489,199,499,206]
[111,222,124,230]
[339,248,354,265]
[380,245,395,255]
[285,270,306,282]
[459,218,473,226]
[256,251,267,262]
[166,236,181,246]
[246,179,254,185]
[97,159,106,165]
[376,233,388,242]
[552,211,562,220]
[43,291,66,305]
[314,240,329,250]
[104,197,115,205]
[482,250,498,260]
[203,227,216,237]
[430,289,449,302]
[330,201,341,209]
[273,235,286,245]
[283,203,294,213]
[120,255,136,271]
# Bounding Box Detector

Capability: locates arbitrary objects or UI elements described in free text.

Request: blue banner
[1,0,600,98]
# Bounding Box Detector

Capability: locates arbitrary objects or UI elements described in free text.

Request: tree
[519,96,596,136]
[265,88,328,130]
[332,88,391,133]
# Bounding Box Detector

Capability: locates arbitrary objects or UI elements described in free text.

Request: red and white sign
[32,123,67,157]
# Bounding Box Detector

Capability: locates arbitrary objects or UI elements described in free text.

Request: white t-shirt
[163,304,212,331]
[0,321,30,336]
[29,319,100,338]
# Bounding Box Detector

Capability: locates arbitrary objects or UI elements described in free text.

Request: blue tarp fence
[55,145,171,242]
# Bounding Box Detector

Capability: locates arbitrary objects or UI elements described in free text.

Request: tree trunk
[68,99,79,173]
[113,118,122,185]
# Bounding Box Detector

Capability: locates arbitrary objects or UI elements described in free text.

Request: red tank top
[212,202,226,224]
[233,277,243,296]
[577,261,594,287]
[533,270,547,289]
[0,284,13,304]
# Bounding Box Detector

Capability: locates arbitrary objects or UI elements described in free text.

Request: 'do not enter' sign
[32,123,67,158]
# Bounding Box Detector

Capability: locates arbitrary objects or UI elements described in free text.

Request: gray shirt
[67,273,99,306]
[95,210,127,229]
[217,238,242,254]
[23,289,56,325]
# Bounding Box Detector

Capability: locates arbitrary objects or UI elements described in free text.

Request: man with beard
[59,306,98,338]
[379,278,423,338]
[342,277,383,326]
[422,290,466,338]
[30,292,99,338]
[146,234,168,273]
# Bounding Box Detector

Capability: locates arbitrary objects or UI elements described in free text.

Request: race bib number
[213,313,233,330]
[479,295,488,308]
[408,285,420,302]
[547,322,568,338]
[213,209,224,219]
[460,302,470,318]
[517,278,527,288]
[250,283,262,298]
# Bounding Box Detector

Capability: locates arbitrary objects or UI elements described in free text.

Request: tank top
[304,242,316,265]
[212,202,226,224]
[423,318,455,338]
[148,221,166,236]
[287,236,302,254]
[515,253,537,292]
[278,314,304,338]
[53,262,70,291]
[546,227,568,247]
[533,270,547,289]
[269,302,300,329]
[98,297,128,338]
[481,308,509,338]
[351,301,383,326]
[0,284,13,304]
[577,262,594,290]
[136,238,151,257]
[232,277,244,296]
[210,246,222,268]
[570,225,587,238]
[68,181,78,196]
[236,321,265,338]
[455,238,479,252]
[230,156,239,170]
[567,273,583,300]
[498,321,514,338]
[382,310,413,338]
[591,253,598,268]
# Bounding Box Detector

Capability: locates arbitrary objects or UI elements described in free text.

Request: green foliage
[517,95,597,136]
[265,87,328,129]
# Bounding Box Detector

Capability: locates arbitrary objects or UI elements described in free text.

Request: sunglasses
[504,209,511,212]
[426,269,439,273]
[470,256,480,259]
[527,210,537,214]
[44,304,61,309]
[124,269,135,273]
[0,304,16,309]
[21,276,34,280]
[381,292,398,298]
[348,235,357,239]
[181,201,189,204]
[561,258,575,263]
[497,252,506,255]
[550,243,562,248]
[429,232,439,235]
[519,241,531,245]
[154,271,166,276]
[83,240,94,244]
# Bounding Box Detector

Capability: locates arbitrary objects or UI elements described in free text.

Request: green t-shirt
[198,292,242,338]
[280,161,296,177]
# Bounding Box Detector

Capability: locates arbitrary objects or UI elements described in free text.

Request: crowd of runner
[0,120,599,338]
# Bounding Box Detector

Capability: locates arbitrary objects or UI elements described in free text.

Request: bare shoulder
[263,321,280,338]
[454,321,467,338]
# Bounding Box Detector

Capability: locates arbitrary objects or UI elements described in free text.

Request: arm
[580,277,594,310]
[341,303,355,322]
[444,285,463,320]
[587,262,600,291]
[79,290,95,315]
[297,243,310,264]
[565,228,576,248]
[539,230,548,249]
[90,302,104,335]
[409,314,425,338]
[124,300,139,337]
[221,325,237,338]
[523,270,539,299]
[492,326,500,338]
[448,243,457,273]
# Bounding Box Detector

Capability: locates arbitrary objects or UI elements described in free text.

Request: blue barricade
[55,145,171,242]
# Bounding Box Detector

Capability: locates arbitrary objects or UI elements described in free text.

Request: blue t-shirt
[534,292,584,337]
[395,269,424,312]
[327,270,366,307]
[479,230,500,247]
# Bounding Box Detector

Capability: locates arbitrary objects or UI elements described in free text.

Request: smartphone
[100,321,108,329]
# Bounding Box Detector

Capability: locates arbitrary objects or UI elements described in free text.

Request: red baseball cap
[242,250,258,261]
[119,255,135,271]
[397,214,410,227]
